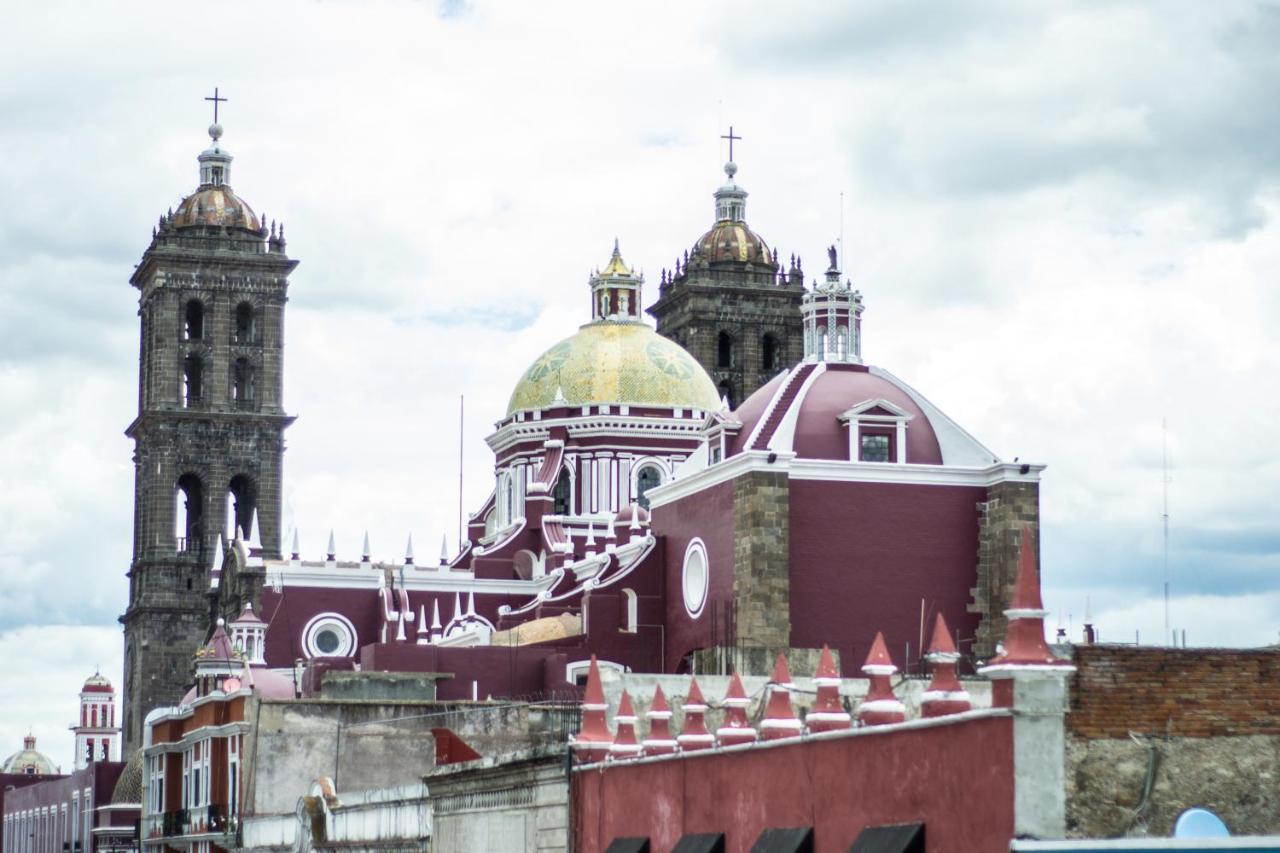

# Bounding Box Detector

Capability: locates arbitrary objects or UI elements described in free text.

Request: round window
[302,613,357,659]
[682,538,709,619]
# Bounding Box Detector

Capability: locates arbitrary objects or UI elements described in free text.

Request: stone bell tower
[120,101,297,750]
[649,130,805,409]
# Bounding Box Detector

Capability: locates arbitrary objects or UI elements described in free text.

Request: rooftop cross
[721,125,741,162]
[205,87,227,125]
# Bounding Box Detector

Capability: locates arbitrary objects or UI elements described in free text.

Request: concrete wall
[428,748,569,853]
[1065,645,1280,838]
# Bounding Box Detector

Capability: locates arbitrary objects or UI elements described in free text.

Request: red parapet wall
[572,712,1015,853]
[1070,645,1280,739]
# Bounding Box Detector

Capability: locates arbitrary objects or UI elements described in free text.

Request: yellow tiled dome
[507,322,719,415]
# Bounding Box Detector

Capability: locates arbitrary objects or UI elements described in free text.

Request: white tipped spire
[290,529,300,560]
[248,514,263,552]
[452,592,462,621]
[212,535,225,570]
[326,529,336,561]
[440,534,449,565]
[417,604,430,644]
[431,598,443,631]
[405,533,415,565]
[361,530,371,563]
[234,524,245,544]
[466,591,477,616]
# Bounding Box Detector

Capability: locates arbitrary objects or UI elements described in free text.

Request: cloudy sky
[2,0,1278,763]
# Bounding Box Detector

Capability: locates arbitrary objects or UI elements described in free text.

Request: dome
[691,220,775,266]
[112,749,144,805]
[731,364,944,463]
[2,735,57,776]
[507,322,720,415]
[172,185,260,230]
[82,671,113,694]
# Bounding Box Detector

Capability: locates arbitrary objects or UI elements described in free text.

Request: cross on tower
[205,87,227,124]
[721,126,741,162]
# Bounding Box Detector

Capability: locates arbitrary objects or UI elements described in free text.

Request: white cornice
[648,451,1045,507]
[263,561,556,595]
[487,414,707,454]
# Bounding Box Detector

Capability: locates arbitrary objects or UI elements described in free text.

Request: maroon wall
[573,714,1015,853]
[652,478,737,671]
[789,479,984,675]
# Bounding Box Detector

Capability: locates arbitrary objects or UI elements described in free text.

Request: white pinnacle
[327,529,336,558]
[362,530,371,561]
[466,591,477,616]
[291,529,300,558]
[440,534,449,564]
[405,533,414,563]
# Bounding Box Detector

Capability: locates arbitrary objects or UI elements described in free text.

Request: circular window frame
[301,612,358,659]
[682,537,709,619]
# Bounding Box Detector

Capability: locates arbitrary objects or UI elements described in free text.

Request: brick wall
[1069,645,1280,738]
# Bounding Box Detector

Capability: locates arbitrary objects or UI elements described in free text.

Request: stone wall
[731,470,791,648]
[428,747,569,853]
[970,481,1039,658]
[1065,645,1280,837]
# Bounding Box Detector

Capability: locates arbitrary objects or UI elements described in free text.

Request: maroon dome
[731,364,943,463]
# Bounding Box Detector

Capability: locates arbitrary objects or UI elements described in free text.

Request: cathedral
[120,112,1041,749]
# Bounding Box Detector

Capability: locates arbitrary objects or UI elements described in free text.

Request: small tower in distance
[71,672,120,770]
[801,245,864,364]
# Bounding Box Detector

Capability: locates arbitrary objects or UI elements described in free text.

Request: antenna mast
[1162,417,1171,646]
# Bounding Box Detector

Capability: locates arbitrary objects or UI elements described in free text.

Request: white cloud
[1,0,1278,740]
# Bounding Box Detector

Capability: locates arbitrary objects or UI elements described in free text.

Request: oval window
[682,538,709,619]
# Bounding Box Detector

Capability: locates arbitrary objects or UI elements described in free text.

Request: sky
[1,0,1278,765]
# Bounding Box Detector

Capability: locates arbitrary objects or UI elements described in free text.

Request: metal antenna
[1162,417,1171,645]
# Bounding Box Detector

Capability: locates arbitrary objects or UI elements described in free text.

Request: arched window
[816,326,827,361]
[226,475,256,541]
[836,326,848,360]
[718,381,734,410]
[552,468,572,516]
[232,358,255,406]
[635,465,663,509]
[717,331,734,368]
[182,355,203,406]
[762,334,780,372]
[184,300,204,341]
[234,302,255,344]
[175,474,204,554]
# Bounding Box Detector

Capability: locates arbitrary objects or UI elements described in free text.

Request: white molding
[767,362,826,452]
[741,365,795,450]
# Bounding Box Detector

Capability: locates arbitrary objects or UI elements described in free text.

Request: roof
[2,736,57,775]
[172,184,260,230]
[82,671,114,693]
[507,321,719,415]
[691,220,775,266]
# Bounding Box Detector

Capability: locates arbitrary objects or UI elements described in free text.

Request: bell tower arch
[120,108,298,750]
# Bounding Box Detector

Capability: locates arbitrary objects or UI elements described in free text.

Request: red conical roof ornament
[806,645,851,733]
[760,653,803,741]
[642,685,678,757]
[982,527,1070,670]
[921,613,971,718]
[677,677,715,751]
[715,671,758,747]
[570,655,612,764]
[858,632,906,726]
[609,690,642,760]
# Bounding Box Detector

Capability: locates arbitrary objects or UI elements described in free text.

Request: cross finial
[205,87,227,125]
[721,125,741,162]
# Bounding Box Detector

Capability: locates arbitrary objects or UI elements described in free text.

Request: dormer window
[838,399,913,464]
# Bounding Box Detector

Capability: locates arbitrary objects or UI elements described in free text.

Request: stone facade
[1065,646,1280,837]
[731,469,791,650]
[427,747,569,853]
[121,221,297,751]
[970,481,1040,658]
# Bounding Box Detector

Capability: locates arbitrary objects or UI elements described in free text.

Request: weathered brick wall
[1066,645,1280,838]
[1069,645,1280,738]
[970,481,1039,658]
[731,470,790,648]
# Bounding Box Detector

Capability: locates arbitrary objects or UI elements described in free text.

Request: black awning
[750,826,814,853]
[848,822,925,853]
[605,838,651,853]
[673,832,727,853]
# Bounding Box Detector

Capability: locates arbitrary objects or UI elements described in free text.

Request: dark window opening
[762,334,780,372]
[176,473,205,555]
[315,629,341,655]
[182,354,203,406]
[552,469,572,516]
[635,466,662,509]
[718,381,734,410]
[184,300,204,340]
[227,474,257,541]
[717,331,734,368]
[232,358,255,407]
[234,302,256,344]
[860,432,891,463]
[210,166,224,186]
